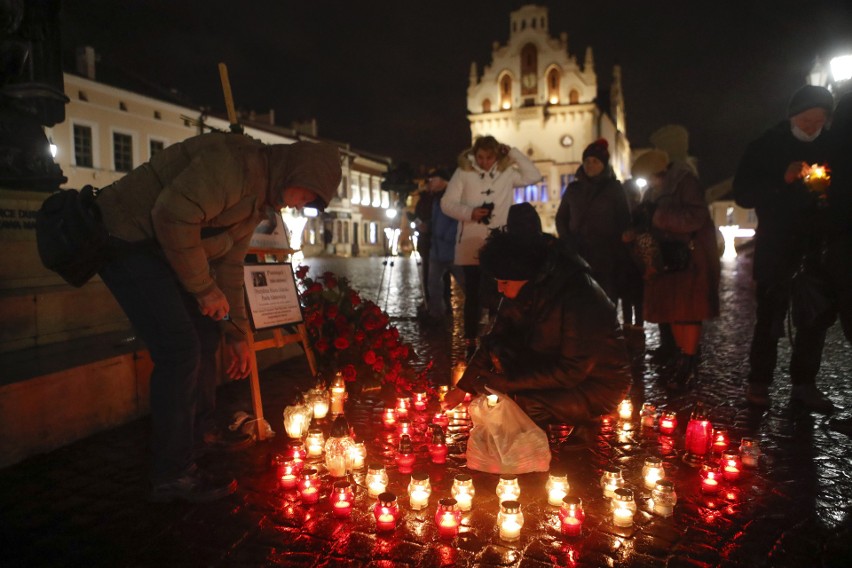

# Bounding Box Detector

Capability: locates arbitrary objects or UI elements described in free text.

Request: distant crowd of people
[420,83,852,435]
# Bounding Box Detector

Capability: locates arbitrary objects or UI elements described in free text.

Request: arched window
[500,75,512,110]
[569,89,580,104]
[520,43,538,96]
[482,98,491,113]
[547,68,560,104]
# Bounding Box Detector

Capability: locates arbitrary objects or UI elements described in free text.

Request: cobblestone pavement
[2,251,852,568]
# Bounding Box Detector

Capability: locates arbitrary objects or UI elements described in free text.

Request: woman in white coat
[441,135,542,353]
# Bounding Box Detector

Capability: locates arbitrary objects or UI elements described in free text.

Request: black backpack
[35,185,109,287]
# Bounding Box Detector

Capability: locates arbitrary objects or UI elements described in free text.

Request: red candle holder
[413,392,428,411]
[382,407,396,429]
[435,498,461,539]
[721,451,742,482]
[395,397,411,419]
[684,402,711,466]
[397,419,413,438]
[331,480,354,518]
[428,426,448,464]
[700,463,721,494]
[658,411,677,436]
[373,492,399,532]
[558,496,585,537]
[396,435,415,474]
[432,411,450,430]
[710,428,729,455]
[288,440,308,462]
[299,468,321,504]
[278,458,300,490]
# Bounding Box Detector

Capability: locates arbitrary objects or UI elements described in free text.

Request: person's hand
[441,387,468,411]
[498,144,511,157]
[784,161,810,184]
[471,207,491,222]
[197,286,229,320]
[224,338,251,379]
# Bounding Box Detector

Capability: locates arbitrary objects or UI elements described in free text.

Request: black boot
[666,353,697,392]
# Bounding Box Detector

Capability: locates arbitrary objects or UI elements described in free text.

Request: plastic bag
[229,411,275,440]
[465,388,551,474]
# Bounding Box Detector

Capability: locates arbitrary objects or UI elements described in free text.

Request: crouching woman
[443,206,632,427]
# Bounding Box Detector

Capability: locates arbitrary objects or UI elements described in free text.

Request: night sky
[60,0,852,186]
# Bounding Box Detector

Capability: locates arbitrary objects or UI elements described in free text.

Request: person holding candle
[91,132,342,502]
[733,85,836,413]
[442,204,632,434]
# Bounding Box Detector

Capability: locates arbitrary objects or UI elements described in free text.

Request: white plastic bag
[464,388,551,474]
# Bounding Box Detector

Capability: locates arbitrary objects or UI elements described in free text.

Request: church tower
[466,4,630,233]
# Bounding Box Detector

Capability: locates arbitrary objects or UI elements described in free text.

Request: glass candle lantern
[395,396,411,419]
[651,480,677,517]
[545,471,570,506]
[373,492,399,532]
[396,435,415,474]
[558,496,585,537]
[611,488,637,527]
[658,411,677,436]
[381,407,396,429]
[618,397,634,421]
[642,456,665,490]
[329,372,347,416]
[278,458,300,490]
[721,450,742,482]
[299,468,321,504]
[407,472,432,511]
[600,466,625,498]
[287,440,307,463]
[305,428,325,458]
[435,498,462,539]
[428,426,449,464]
[683,402,712,466]
[324,415,354,477]
[451,474,475,512]
[710,428,729,454]
[366,464,389,497]
[640,403,657,428]
[432,411,450,430]
[305,386,330,420]
[346,442,366,471]
[739,437,760,468]
[331,480,354,518]
[413,391,428,411]
[700,463,721,494]
[283,399,312,439]
[496,474,521,503]
[497,501,524,542]
[396,418,413,438]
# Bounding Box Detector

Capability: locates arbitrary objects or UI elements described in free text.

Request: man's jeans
[99,246,220,484]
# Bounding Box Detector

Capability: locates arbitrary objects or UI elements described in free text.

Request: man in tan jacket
[96,132,341,502]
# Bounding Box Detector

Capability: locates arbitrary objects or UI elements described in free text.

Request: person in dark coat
[442,205,632,427]
[555,138,631,303]
[422,167,460,323]
[733,84,835,413]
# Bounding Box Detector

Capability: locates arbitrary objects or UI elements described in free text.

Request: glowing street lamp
[830,54,852,84]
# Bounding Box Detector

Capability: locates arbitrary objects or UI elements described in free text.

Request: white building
[466,4,630,233]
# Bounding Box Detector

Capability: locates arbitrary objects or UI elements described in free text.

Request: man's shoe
[199,427,255,454]
[745,383,771,408]
[791,384,836,414]
[149,465,237,503]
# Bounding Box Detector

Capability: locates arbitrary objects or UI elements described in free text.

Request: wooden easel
[243,247,317,441]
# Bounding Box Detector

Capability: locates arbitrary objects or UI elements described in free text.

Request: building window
[154,110,162,120]
[500,75,512,110]
[514,187,524,204]
[150,139,165,158]
[113,132,133,172]
[482,98,491,113]
[369,222,378,244]
[73,124,93,168]
[547,68,560,104]
[521,43,538,96]
[539,181,549,203]
[560,174,575,196]
[525,184,539,202]
[569,89,580,104]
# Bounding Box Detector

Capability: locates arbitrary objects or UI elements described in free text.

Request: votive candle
[558,496,584,537]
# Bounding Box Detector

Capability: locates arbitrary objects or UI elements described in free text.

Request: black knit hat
[426,167,451,182]
[787,85,834,118]
[582,138,610,164]
[479,228,548,281]
[506,202,542,235]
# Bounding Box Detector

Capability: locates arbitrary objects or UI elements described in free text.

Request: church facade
[466,4,630,233]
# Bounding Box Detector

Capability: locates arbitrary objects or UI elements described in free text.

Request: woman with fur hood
[96,132,341,503]
[440,135,542,351]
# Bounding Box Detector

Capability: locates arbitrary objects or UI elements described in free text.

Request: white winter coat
[440,147,542,265]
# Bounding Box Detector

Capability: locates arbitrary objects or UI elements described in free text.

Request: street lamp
[830,54,852,84]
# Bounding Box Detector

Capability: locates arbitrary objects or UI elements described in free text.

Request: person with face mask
[733,84,836,412]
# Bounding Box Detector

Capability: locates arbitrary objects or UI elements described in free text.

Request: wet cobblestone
[2,251,852,567]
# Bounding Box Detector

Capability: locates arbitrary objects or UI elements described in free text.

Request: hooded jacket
[466,237,632,423]
[96,133,341,336]
[440,147,541,265]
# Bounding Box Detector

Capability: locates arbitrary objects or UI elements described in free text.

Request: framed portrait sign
[243,262,303,330]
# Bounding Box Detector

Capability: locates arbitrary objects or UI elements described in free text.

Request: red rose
[354,330,366,342]
[308,282,323,294]
[334,337,350,350]
[349,290,361,306]
[342,364,356,382]
[372,356,385,372]
[363,350,377,365]
[327,305,339,319]
[371,337,383,350]
[295,266,309,279]
[315,338,329,353]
